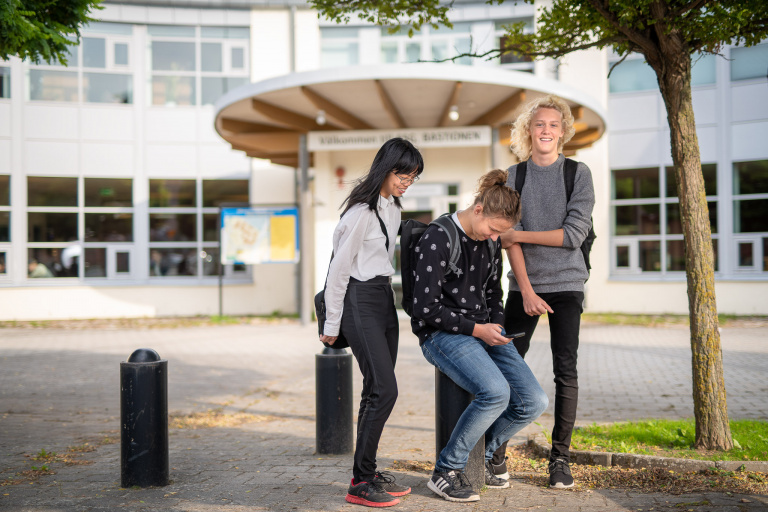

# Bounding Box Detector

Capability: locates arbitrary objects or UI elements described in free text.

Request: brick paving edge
[527,433,768,473]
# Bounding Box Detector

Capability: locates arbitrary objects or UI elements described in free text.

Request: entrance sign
[220,207,299,264]
[308,126,492,151]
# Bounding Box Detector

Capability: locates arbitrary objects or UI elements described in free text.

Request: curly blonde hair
[509,95,576,161]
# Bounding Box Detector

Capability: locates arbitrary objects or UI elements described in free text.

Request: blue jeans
[421,330,548,472]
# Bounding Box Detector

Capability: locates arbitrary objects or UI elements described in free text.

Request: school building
[0,0,766,321]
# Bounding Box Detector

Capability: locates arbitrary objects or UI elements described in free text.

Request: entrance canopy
[214,64,607,167]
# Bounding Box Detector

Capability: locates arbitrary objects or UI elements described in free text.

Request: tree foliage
[0,0,102,65]
[492,0,768,73]
[312,0,768,63]
[310,0,452,36]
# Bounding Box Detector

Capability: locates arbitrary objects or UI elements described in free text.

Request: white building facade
[0,0,766,320]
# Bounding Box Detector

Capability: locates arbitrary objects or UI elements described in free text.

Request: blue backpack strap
[430,214,463,277]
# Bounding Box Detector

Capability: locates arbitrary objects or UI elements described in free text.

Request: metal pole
[120,348,169,487]
[491,126,499,170]
[218,207,223,317]
[315,347,353,454]
[298,134,312,325]
[435,368,485,491]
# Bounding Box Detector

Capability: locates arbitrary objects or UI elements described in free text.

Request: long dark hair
[341,137,424,216]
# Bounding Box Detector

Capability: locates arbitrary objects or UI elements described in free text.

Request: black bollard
[120,348,169,487]
[315,347,354,454]
[435,368,484,491]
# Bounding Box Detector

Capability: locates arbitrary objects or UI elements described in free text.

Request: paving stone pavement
[1,321,766,511]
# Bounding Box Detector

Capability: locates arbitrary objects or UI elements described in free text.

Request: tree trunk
[656,52,733,450]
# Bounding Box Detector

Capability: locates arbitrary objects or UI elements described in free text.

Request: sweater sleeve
[486,243,505,325]
[323,208,370,336]
[412,226,476,336]
[562,162,596,249]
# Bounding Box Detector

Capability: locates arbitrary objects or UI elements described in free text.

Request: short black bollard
[435,368,484,490]
[120,348,169,487]
[315,346,354,454]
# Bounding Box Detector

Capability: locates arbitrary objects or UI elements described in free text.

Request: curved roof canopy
[214,64,606,167]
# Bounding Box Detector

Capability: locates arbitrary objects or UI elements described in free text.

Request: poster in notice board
[220,207,298,265]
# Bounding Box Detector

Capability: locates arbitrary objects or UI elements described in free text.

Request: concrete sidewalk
[1,321,766,511]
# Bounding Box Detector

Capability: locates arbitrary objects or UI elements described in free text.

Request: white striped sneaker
[427,469,480,502]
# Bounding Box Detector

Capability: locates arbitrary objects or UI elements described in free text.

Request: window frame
[494,18,535,72]
[731,160,768,276]
[610,164,720,277]
[149,25,250,107]
[26,30,134,105]
[147,177,250,280]
[26,176,135,281]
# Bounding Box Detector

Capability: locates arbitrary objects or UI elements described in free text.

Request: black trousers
[340,276,400,482]
[492,290,583,465]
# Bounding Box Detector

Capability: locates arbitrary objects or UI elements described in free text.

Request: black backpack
[399,213,499,317]
[513,158,596,276]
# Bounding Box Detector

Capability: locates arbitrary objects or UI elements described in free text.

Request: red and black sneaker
[372,471,411,496]
[346,478,400,507]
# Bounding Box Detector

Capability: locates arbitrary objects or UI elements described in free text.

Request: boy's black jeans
[492,290,583,465]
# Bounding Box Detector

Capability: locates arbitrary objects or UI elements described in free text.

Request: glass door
[108,246,133,279]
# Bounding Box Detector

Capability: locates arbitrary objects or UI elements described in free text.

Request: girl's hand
[320,334,338,344]
[472,323,510,346]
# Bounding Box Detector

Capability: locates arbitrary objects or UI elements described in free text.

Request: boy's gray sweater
[505,153,595,293]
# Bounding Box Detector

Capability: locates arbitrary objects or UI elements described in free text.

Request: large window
[733,160,768,272]
[731,44,768,81]
[321,27,360,67]
[378,23,473,66]
[27,176,134,279]
[609,53,716,93]
[28,22,133,104]
[149,25,249,106]
[148,178,248,278]
[0,175,9,279]
[0,66,9,98]
[496,18,534,71]
[611,165,718,274]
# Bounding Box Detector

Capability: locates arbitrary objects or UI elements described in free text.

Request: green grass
[208,315,240,325]
[581,313,767,327]
[571,419,768,461]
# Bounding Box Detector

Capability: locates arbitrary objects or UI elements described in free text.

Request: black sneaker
[484,460,510,488]
[490,456,509,480]
[427,469,479,502]
[372,471,411,496]
[346,479,400,507]
[548,458,575,489]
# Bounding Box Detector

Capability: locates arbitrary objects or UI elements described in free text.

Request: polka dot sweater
[410,218,505,344]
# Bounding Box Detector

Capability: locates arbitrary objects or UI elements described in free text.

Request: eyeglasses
[393,172,420,186]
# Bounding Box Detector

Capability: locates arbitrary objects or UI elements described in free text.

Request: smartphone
[503,331,526,339]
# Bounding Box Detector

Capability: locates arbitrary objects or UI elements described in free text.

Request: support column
[298,134,312,325]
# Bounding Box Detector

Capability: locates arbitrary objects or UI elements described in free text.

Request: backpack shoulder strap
[514,160,528,192]
[563,158,578,203]
[430,214,463,276]
[373,208,389,251]
[484,239,499,291]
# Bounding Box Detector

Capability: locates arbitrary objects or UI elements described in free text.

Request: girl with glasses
[320,137,424,507]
